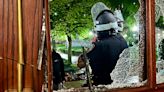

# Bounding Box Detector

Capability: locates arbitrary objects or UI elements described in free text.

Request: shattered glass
[155,0,164,84]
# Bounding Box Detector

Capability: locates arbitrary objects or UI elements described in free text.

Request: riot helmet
[91,2,124,34]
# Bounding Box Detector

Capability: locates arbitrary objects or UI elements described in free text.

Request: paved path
[58,52,79,64]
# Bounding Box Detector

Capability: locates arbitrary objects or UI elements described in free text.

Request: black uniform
[52,50,65,90]
[87,33,128,85]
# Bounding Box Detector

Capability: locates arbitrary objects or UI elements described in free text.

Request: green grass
[64,80,85,89]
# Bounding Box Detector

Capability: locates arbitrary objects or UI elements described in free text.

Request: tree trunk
[67,35,72,65]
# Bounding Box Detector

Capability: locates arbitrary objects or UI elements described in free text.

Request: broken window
[155,0,164,84]
[49,0,147,91]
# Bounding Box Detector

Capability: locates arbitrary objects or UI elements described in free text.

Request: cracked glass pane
[156,0,164,84]
[49,0,147,91]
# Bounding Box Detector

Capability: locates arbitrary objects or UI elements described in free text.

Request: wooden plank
[0,60,3,91]
[0,0,44,91]
[44,0,53,91]
[33,1,39,91]
[32,0,44,91]
[146,0,156,89]
[22,0,36,89]
[21,0,44,91]
[3,0,9,90]
[13,0,18,89]
[8,0,14,89]
[0,0,4,91]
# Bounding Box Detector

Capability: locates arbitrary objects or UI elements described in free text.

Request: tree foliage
[156,16,164,29]
[50,0,140,41]
[49,0,140,64]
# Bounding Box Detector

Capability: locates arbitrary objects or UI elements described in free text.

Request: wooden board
[0,0,44,91]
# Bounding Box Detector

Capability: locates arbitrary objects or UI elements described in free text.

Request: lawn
[64,80,85,89]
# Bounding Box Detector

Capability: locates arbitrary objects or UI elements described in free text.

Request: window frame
[46,0,164,91]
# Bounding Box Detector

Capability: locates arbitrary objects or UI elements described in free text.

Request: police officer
[78,2,128,86]
[52,50,65,90]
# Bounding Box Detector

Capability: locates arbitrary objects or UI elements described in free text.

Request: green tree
[156,16,164,29]
[50,0,140,64]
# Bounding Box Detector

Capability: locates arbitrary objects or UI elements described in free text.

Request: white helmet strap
[94,21,119,32]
